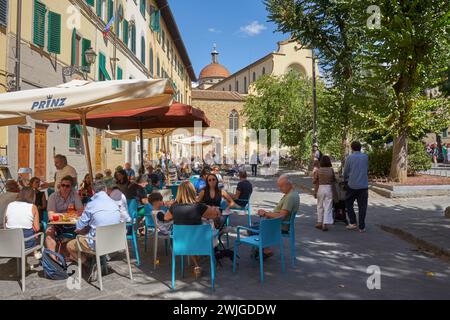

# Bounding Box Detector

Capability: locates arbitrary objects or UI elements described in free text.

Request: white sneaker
[346,224,358,230]
[34,251,43,260]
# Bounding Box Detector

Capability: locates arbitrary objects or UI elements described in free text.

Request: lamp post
[62,47,97,81]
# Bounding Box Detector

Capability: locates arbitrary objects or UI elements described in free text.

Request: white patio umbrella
[0,79,174,179]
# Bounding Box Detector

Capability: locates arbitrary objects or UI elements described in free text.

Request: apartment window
[117,66,123,80]
[33,0,46,47]
[262,67,266,75]
[107,0,114,22]
[122,19,129,45]
[131,24,136,54]
[81,38,91,67]
[47,11,61,54]
[71,29,81,66]
[229,110,239,145]
[253,72,256,82]
[112,139,122,150]
[141,36,146,65]
[149,47,154,76]
[140,0,146,18]
[235,81,239,92]
[157,57,160,77]
[228,84,231,91]
[85,0,94,6]
[96,0,103,18]
[442,128,449,138]
[69,125,82,149]
[98,52,111,81]
[244,77,247,93]
[0,0,8,27]
[150,7,161,33]
[162,30,166,51]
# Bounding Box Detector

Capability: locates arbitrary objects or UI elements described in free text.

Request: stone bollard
[445,207,450,218]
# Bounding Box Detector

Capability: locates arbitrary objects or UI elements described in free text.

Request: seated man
[45,175,84,253]
[232,171,253,207]
[256,175,299,257]
[66,181,121,279]
[194,169,208,194]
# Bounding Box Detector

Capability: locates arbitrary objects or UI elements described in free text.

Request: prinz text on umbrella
[31,96,67,110]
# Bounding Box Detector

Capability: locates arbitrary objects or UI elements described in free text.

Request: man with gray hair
[43,154,77,189]
[257,175,299,257]
[66,180,121,278]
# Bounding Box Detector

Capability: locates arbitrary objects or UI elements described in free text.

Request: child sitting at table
[148,192,172,236]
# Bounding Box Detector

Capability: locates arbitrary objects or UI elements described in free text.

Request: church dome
[199,63,230,80]
[198,44,230,81]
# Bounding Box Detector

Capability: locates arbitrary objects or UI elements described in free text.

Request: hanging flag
[103,16,115,38]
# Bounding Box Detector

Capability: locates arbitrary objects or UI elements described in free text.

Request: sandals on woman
[194,266,202,279]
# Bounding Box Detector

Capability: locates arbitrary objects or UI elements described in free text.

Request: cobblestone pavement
[1,170,449,300]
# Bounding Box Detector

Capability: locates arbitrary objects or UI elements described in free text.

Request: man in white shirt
[0,180,20,228]
[43,154,77,189]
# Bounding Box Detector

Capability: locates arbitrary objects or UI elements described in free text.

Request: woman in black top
[30,177,46,222]
[164,181,220,278]
[114,169,130,196]
[197,174,236,210]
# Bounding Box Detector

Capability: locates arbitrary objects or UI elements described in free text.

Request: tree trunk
[339,129,350,174]
[389,130,408,183]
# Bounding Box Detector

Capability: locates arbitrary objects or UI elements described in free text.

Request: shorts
[46,225,76,238]
[66,237,95,256]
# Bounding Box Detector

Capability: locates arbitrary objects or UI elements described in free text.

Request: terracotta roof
[192,90,245,101]
[155,0,197,81]
[199,63,231,80]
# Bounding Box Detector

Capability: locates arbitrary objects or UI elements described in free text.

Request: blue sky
[169,0,289,79]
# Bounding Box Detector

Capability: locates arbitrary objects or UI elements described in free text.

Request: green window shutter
[123,19,129,45]
[33,1,46,47]
[81,38,91,67]
[107,0,113,22]
[71,28,77,65]
[131,25,136,54]
[152,10,160,33]
[0,0,8,27]
[117,66,123,80]
[112,139,122,150]
[99,53,111,81]
[140,0,145,17]
[141,37,145,64]
[69,125,82,148]
[85,0,94,6]
[48,11,61,54]
[149,47,154,76]
[96,0,102,17]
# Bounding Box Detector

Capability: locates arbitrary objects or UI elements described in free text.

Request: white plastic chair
[0,229,44,292]
[76,222,133,291]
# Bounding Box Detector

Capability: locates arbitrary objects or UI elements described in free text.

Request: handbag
[330,169,339,203]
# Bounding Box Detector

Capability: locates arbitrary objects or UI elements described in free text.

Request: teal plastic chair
[282,210,298,267]
[126,199,141,266]
[143,204,155,252]
[41,210,48,232]
[171,224,216,290]
[229,198,252,226]
[168,184,179,199]
[189,175,200,186]
[233,218,285,283]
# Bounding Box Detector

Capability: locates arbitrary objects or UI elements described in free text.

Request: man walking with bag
[343,141,369,232]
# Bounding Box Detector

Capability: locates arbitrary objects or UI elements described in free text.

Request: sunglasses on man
[61,184,71,188]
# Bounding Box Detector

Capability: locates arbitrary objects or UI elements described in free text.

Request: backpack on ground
[41,248,69,280]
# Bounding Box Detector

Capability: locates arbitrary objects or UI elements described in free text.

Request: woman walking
[313,156,335,231]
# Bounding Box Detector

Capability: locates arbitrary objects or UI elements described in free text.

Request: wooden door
[34,124,47,180]
[95,134,102,173]
[18,128,31,170]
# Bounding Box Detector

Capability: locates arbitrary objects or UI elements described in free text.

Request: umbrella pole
[81,112,94,180]
[139,118,144,175]
[162,134,170,184]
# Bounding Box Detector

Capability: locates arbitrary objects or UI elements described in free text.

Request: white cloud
[239,21,267,36]
[208,28,222,33]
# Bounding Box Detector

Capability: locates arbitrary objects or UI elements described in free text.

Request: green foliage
[407,140,432,175]
[368,147,392,178]
[368,140,432,177]
[243,71,323,148]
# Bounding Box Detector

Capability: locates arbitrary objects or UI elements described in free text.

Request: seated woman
[30,177,47,223]
[79,174,94,205]
[114,169,130,196]
[164,181,220,278]
[4,187,41,255]
[197,174,236,211]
